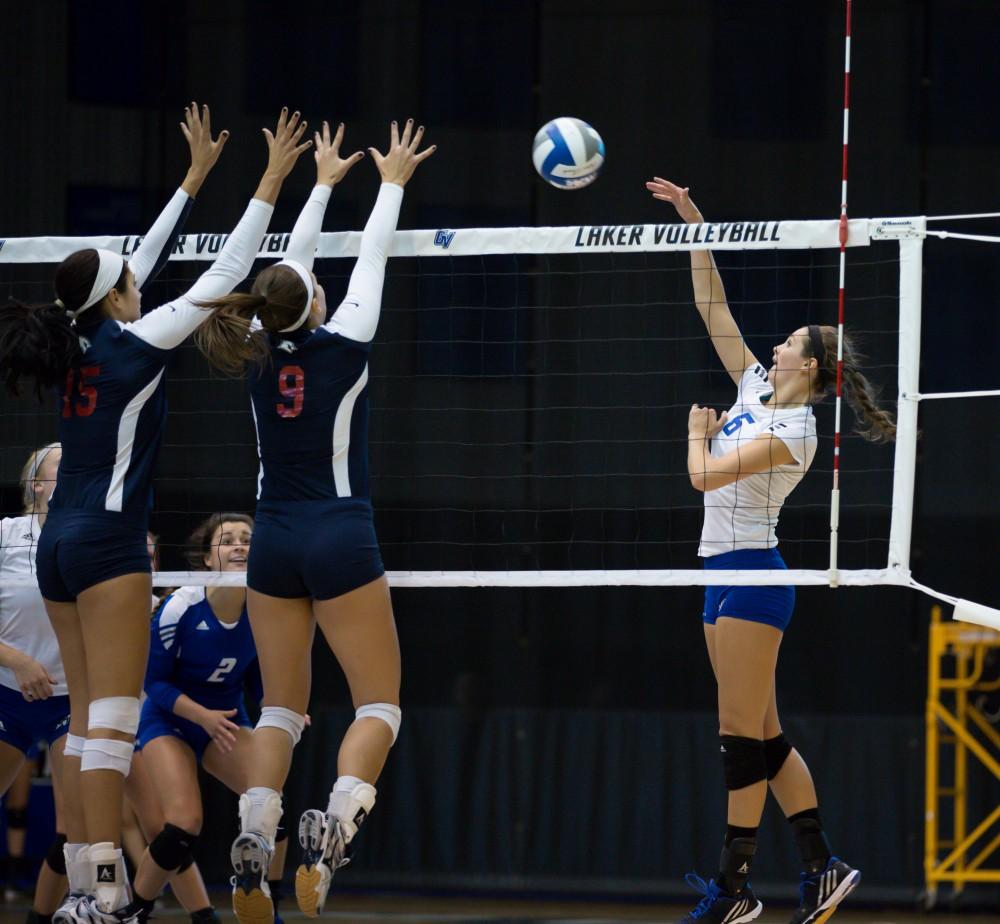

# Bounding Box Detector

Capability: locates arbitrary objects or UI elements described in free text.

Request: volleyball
[531,116,605,189]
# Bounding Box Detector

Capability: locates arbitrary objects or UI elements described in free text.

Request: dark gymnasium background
[1,0,999,905]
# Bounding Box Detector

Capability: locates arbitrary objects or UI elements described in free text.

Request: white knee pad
[355,702,401,745]
[63,733,87,759]
[88,697,140,736]
[80,738,134,777]
[256,706,306,747]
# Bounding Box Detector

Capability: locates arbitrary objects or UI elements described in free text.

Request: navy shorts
[248,498,385,601]
[136,700,252,762]
[0,684,71,755]
[702,547,795,632]
[36,510,150,602]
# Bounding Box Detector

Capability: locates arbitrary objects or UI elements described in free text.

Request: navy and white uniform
[36,192,274,601]
[136,586,261,760]
[700,364,818,631]
[0,515,71,754]
[247,183,403,600]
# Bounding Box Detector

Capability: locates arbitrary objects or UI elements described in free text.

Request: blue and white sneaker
[678,874,763,924]
[789,858,861,924]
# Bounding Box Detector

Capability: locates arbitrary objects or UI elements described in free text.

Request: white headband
[69,249,125,319]
[276,259,315,332]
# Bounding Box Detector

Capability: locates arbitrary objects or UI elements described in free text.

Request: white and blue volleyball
[532,117,605,189]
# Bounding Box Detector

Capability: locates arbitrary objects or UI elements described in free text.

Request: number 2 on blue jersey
[207,657,238,683]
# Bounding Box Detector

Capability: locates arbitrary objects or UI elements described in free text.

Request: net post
[888,238,923,577]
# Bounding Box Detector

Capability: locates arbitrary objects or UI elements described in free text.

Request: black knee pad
[149,823,199,872]
[275,807,288,843]
[720,735,767,791]
[764,733,793,780]
[5,807,28,829]
[45,832,68,875]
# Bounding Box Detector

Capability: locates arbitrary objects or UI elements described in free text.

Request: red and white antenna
[829,0,852,583]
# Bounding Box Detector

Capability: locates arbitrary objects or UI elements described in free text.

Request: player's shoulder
[157,585,207,628]
[0,514,32,554]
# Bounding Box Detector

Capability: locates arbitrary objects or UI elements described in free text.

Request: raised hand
[263,107,312,180]
[646,177,704,224]
[314,121,365,187]
[254,107,313,205]
[180,101,229,196]
[368,118,436,187]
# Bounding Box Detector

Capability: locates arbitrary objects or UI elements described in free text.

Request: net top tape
[0,217,897,264]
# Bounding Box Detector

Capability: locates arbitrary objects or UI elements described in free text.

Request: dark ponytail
[0,248,129,400]
[194,264,313,376]
[806,325,897,443]
[0,299,81,399]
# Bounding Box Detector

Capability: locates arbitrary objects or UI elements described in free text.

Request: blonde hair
[194,264,312,376]
[20,442,60,512]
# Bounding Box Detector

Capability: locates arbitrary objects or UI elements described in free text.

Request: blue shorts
[0,685,71,755]
[136,700,252,762]
[36,510,150,602]
[247,498,385,601]
[702,548,795,632]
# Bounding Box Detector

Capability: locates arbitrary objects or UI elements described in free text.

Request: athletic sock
[788,807,832,875]
[189,907,220,924]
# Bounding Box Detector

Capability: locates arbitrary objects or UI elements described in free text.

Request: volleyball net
[0,214,996,624]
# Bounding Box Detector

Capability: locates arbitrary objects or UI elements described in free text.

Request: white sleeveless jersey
[0,515,67,695]
[699,364,818,557]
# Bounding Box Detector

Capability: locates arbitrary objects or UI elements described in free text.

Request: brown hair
[194,264,312,376]
[185,512,255,570]
[804,325,897,443]
[0,250,128,399]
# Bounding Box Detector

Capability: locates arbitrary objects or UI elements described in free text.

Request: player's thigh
[49,736,68,828]
[45,600,90,728]
[0,741,26,797]
[247,589,315,712]
[763,676,782,739]
[203,726,254,794]
[139,735,203,832]
[713,616,782,737]
[703,623,719,682]
[314,574,400,707]
[76,573,153,701]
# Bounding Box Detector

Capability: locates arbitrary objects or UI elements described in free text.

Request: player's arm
[0,641,56,701]
[130,103,229,294]
[127,108,311,351]
[325,119,435,343]
[686,405,795,492]
[646,179,760,384]
[169,693,240,754]
[284,121,364,269]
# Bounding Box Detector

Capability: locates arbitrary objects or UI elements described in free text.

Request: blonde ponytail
[194,293,271,376]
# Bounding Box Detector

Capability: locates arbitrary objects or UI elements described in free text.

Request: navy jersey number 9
[277,365,305,419]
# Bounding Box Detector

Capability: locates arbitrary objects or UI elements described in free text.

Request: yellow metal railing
[924,604,1000,906]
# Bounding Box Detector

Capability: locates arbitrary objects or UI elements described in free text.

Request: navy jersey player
[194,119,434,923]
[127,514,286,923]
[648,180,896,924]
[0,105,311,924]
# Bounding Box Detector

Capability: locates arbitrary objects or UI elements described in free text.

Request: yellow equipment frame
[924,604,1000,906]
